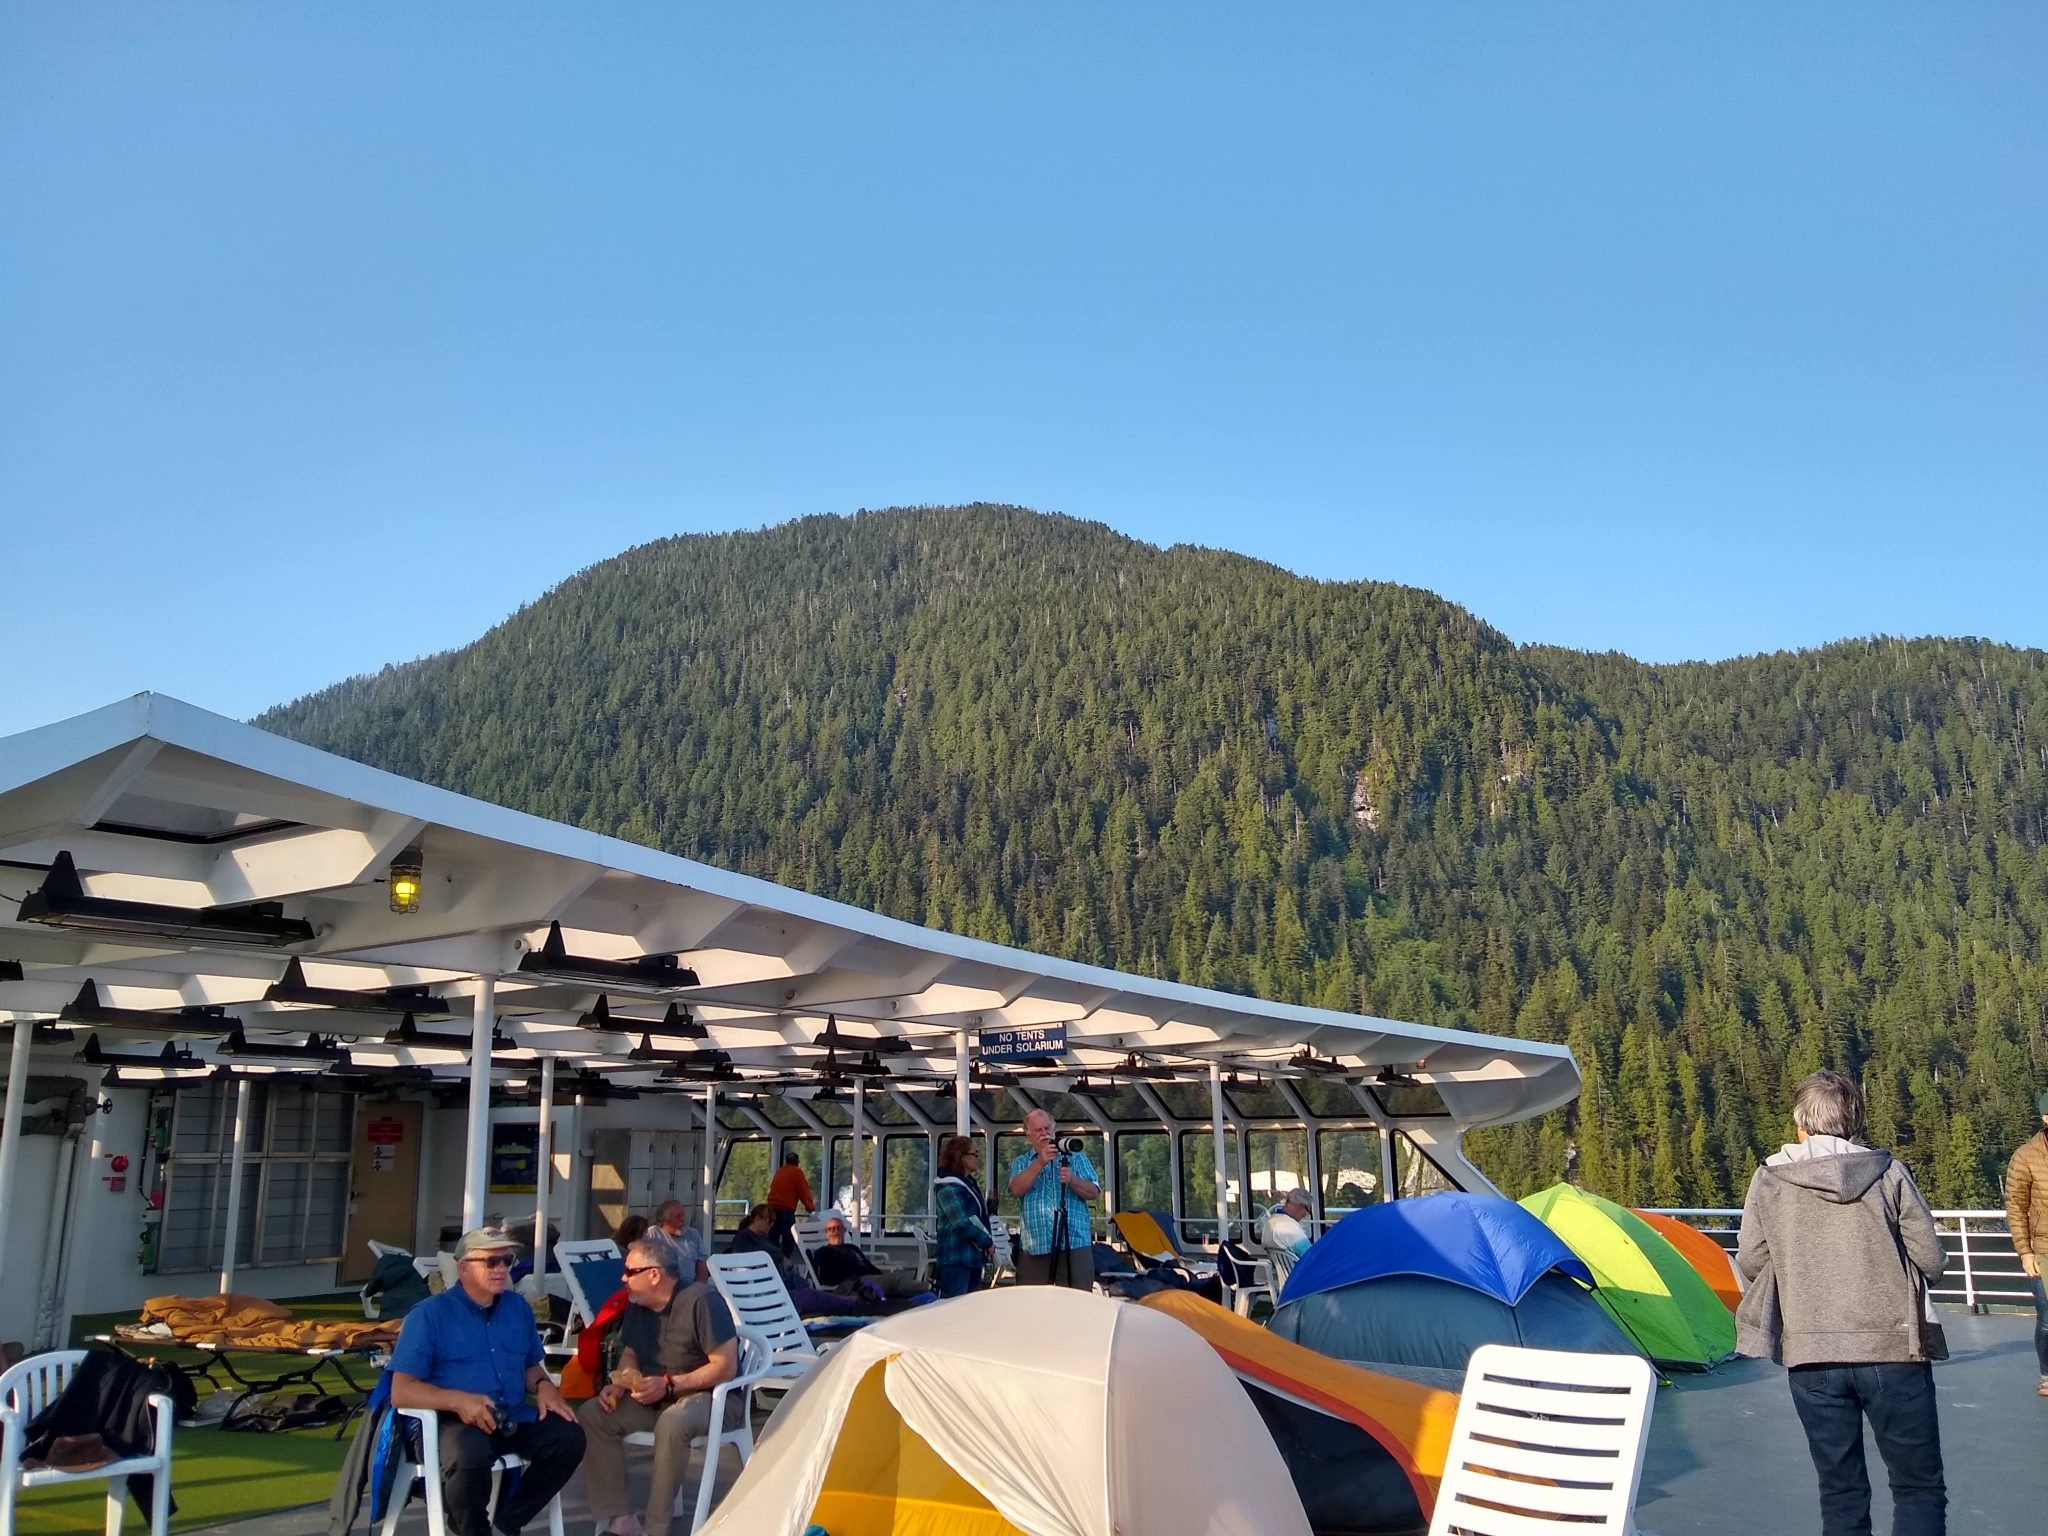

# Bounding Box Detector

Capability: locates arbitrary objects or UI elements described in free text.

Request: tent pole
[1208,1061,1230,1248]
[218,1077,253,1293]
[462,975,496,1230]
[701,1083,717,1242]
[0,1021,35,1287]
[954,1029,971,1139]
[534,1054,555,1265]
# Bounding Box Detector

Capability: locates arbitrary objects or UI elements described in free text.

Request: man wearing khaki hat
[388,1227,585,1536]
[2006,1091,2048,1397]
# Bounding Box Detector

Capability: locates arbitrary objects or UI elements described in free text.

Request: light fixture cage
[388,845,425,914]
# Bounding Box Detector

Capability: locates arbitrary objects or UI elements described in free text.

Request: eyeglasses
[622,1264,659,1279]
[465,1254,514,1270]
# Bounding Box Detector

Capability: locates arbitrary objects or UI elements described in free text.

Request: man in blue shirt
[389,1227,585,1536]
[1007,1108,1100,1289]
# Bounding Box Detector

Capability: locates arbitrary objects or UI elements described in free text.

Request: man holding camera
[387,1227,585,1536]
[1008,1108,1101,1289]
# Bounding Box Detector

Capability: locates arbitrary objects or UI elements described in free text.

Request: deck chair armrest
[148,1392,176,1459]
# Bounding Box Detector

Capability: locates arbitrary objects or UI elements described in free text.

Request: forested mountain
[258,505,2048,1206]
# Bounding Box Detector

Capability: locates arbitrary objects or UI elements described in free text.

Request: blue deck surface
[1639,1310,2041,1536]
[182,1310,2044,1536]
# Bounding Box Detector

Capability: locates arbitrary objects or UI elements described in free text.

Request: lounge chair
[555,1238,625,1334]
[705,1252,872,1402]
[1428,1343,1655,1536]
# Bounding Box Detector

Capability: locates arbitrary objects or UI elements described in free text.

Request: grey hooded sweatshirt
[1734,1135,1945,1367]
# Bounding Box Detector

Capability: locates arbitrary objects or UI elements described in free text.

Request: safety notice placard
[977,1024,1067,1061]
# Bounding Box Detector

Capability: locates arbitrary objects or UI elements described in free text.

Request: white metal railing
[1647,1207,2035,1311]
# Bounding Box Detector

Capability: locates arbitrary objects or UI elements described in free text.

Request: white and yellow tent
[701,1287,1313,1536]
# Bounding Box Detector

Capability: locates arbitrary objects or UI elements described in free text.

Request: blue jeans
[936,1260,983,1298]
[2030,1274,2048,1374]
[1787,1362,1945,1536]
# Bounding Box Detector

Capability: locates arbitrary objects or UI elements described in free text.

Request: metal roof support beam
[1208,1061,1231,1247]
[0,1020,33,1286]
[850,1083,866,1233]
[700,1082,717,1243]
[217,1077,253,1294]
[954,1029,970,1140]
[884,1086,938,1131]
[462,976,496,1229]
[534,1054,556,1263]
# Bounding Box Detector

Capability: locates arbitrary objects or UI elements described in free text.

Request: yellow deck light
[388,846,424,913]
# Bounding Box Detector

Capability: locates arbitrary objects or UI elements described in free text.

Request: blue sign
[977,1024,1068,1061]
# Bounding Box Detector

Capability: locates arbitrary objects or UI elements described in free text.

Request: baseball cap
[1284,1188,1312,1206]
[2035,1090,2048,1117]
[454,1226,519,1260]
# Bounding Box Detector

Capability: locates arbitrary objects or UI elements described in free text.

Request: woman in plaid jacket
[933,1135,995,1297]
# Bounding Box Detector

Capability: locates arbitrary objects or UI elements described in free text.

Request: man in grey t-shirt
[576,1237,739,1536]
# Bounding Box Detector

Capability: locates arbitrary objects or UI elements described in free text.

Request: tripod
[1049,1152,1075,1287]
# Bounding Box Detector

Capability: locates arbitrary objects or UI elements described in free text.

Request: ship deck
[163,1311,2042,1536]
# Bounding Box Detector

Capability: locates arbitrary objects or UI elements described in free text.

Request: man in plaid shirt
[1007,1108,1100,1289]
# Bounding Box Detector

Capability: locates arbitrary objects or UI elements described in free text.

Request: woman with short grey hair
[1792,1069,1864,1141]
[1736,1069,1947,1536]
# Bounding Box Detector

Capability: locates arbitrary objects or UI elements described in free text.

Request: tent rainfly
[700,1287,1314,1536]
[1521,1184,1737,1368]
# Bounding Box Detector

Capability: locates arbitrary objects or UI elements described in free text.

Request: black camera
[1054,1135,1086,1157]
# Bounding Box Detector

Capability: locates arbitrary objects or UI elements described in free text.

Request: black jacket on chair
[22,1348,183,1519]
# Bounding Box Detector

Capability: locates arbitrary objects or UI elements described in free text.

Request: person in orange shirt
[765,1151,817,1260]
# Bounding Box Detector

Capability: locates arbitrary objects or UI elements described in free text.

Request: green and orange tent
[1521,1183,1736,1369]
[1632,1207,1743,1313]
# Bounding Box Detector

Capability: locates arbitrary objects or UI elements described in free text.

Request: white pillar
[0,1021,35,1286]
[218,1077,253,1293]
[851,1082,866,1232]
[701,1084,717,1241]
[567,1090,587,1241]
[534,1055,556,1265]
[462,975,496,1230]
[1208,1061,1230,1249]
[954,1030,971,1139]
[1102,1129,1118,1215]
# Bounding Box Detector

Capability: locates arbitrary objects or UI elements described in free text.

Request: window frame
[154,1081,355,1275]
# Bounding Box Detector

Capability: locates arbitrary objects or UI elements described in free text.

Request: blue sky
[3,4,2042,738]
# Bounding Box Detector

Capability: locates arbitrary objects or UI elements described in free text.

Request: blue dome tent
[1268,1192,1641,1373]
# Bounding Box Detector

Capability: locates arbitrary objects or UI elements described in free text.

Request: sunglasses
[622,1264,659,1279]
[466,1254,515,1270]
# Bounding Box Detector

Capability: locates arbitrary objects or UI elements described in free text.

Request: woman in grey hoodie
[1735,1069,1947,1536]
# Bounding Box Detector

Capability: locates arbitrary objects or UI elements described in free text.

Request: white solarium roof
[0,694,1579,1127]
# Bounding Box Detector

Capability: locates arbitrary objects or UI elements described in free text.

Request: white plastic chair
[376,1406,568,1536]
[1,1349,174,1536]
[987,1224,1014,1286]
[1263,1239,1302,1296]
[705,1253,824,1397]
[620,1325,773,1532]
[1218,1242,1274,1318]
[1428,1343,1657,1536]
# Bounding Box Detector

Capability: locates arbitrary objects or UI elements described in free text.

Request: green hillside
[258,505,2048,1206]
